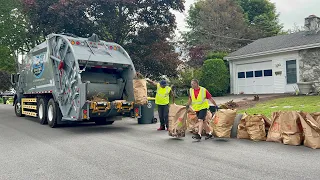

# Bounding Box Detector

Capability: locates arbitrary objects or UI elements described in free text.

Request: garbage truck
[10,33,137,128]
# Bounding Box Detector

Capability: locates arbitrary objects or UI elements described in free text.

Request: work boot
[157,126,165,131]
[192,134,201,140]
[205,134,214,140]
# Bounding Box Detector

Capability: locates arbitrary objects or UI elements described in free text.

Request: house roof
[225,31,320,60]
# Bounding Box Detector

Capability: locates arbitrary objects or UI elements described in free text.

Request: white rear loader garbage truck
[11,33,137,128]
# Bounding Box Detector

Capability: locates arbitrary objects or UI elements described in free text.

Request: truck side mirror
[10,74,15,85]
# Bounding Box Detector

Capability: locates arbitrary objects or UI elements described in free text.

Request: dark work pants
[158,105,169,128]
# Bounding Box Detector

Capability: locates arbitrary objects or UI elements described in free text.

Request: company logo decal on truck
[32,53,45,78]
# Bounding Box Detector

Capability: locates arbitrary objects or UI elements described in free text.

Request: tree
[125,26,180,79]
[0,71,11,91]
[206,51,229,70]
[184,0,253,67]
[286,23,305,34]
[0,0,34,90]
[200,59,229,96]
[21,0,185,78]
[206,51,228,60]
[238,0,283,38]
[22,0,184,44]
[0,0,42,73]
[185,0,250,52]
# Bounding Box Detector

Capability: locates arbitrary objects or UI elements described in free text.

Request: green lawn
[0,98,3,104]
[239,96,320,117]
[174,96,189,105]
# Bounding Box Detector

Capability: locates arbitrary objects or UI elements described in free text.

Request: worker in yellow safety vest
[147,78,175,131]
[186,79,218,140]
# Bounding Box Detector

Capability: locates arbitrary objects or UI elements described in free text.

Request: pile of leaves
[219,100,239,109]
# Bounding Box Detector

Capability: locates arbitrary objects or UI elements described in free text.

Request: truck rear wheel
[38,98,48,125]
[47,99,62,128]
[14,99,24,117]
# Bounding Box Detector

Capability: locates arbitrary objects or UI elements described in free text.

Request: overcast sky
[173,0,320,34]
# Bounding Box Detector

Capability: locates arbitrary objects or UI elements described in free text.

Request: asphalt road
[0,104,319,180]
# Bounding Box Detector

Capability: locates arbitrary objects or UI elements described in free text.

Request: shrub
[200,59,229,96]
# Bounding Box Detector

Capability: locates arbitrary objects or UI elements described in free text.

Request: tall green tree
[0,0,33,90]
[125,26,180,78]
[22,0,184,78]
[185,0,250,51]
[184,0,251,67]
[238,0,283,38]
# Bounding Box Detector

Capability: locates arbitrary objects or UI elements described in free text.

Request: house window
[238,72,245,78]
[286,60,297,84]
[255,70,263,77]
[264,69,273,77]
[246,71,254,78]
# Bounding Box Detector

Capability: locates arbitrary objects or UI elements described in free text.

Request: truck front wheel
[47,99,62,128]
[14,99,24,117]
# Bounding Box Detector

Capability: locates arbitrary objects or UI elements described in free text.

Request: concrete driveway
[210,94,283,105]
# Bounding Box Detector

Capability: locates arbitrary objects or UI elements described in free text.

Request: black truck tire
[47,99,62,128]
[38,98,48,125]
[14,99,24,117]
[231,114,243,138]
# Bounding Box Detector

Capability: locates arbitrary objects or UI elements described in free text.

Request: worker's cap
[160,80,167,86]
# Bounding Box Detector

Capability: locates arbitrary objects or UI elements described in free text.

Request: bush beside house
[201,59,229,96]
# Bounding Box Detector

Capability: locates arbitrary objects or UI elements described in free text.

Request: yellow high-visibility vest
[155,83,171,105]
[190,86,209,111]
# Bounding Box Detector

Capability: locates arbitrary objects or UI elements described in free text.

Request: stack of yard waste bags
[167,105,320,149]
[237,111,320,149]
[266,111,320,149]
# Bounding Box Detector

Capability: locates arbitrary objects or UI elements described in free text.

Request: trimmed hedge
[200,59,229,96]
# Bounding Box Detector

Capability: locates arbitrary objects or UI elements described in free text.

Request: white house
[224,15,320,94]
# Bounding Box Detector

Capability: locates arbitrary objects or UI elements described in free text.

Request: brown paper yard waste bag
[245,114,271,141]
[169,106,188,138]
[187,110,212,135]
[133,79,148,105]
[267,111,303,146]
[168,104,185,132]
[211,109,237,138]
[237,113,250,139]
[187,111,198,133]
[237,113,271,141]
[266,112,282,143]
[168,104,185,137]
[299,112,320,149]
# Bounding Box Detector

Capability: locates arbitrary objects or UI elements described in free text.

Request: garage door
[236,61,274,94]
